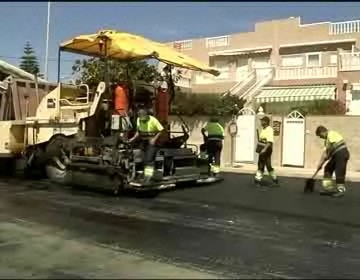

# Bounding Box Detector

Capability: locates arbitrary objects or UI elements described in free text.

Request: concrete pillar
[345,84,352,114]
[229,59,237,81]
[335,69,347,114]
[272,22,280,79]
[248,58,253,71]
[337,48,344,72]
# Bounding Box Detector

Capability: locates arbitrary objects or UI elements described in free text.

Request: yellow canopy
[60,29,220,76]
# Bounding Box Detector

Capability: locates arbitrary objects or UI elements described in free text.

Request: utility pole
[44,1,51,80]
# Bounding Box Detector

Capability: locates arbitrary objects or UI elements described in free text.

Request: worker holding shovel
[312,125,350,198]
[254,116,278,187]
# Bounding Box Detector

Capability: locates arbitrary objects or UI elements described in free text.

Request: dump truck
[0,74,101,176]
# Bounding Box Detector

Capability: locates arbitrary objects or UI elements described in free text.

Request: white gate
[234,108,256,163]
[282,110,305,167]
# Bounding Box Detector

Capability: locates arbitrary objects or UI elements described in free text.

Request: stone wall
[304,116,360,171]
[169,114,360,172]
[168,115,231,165]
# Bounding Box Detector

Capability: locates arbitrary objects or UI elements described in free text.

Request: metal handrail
[223,70,257,97]
[240,68,274,100]
[59,83,90,107]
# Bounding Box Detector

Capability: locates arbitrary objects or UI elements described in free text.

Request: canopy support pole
[101,37,112,137]
[57,48,61,84]
[168,65,175,111]
[103,38,110,99]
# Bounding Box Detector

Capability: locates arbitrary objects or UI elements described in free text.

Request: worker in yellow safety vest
[254,116,278,186]
[201,117,224,177]
[128,109,164,183]
[315,125,349,198]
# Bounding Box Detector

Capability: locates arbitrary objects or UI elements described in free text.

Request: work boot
[142,165,155,186]
[211,165,221,177]
[269,170,279,187]
[332,185,346,198]
[254,171,263,188]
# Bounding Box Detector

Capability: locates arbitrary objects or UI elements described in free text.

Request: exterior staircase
[222,69,257,97]
[242,68,274,107]
[222,67,274,107]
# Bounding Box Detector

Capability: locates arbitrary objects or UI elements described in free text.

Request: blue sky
[1,1,360,82]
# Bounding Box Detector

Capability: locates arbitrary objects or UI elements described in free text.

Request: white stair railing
[223,69,256,97]
[242,68,274,105]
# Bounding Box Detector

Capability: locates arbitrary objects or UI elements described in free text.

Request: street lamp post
[44,1,51,80]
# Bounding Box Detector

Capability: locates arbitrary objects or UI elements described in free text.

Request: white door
[235,108,256,163]
[282,111,305,167]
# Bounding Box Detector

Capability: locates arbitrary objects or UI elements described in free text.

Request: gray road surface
[0,173,360,279]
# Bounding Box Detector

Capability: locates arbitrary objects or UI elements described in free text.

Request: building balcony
[193,66,250,85]
[194,71,231,85]
[193,65,338,86]
[274,66,338,80]
[339,52,360,71]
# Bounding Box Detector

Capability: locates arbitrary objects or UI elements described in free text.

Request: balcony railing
[329,20,360,35]
[339,52,360,71]
[194,66,253,85]
[194,70,230,85]
[274,66,337,80]
[195,68,245,85]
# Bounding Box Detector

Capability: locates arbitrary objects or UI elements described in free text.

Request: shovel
[304,166,322,193]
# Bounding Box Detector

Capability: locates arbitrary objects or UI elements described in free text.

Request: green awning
[256,85,336,103]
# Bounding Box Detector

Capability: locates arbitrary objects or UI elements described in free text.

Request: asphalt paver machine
[46,29,223,194]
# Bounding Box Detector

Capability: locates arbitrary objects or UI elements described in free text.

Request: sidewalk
[222,163,360,182]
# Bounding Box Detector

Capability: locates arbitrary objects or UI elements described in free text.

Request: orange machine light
[114,84,129,115]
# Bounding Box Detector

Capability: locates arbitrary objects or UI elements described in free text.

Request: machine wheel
[46,135,69,159]
[45,164,69,185]
[110,172,131,196]
[45,135,71,183]
[114,155,136,196]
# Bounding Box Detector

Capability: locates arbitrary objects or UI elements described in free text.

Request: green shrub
[170,92,244,116]
[262,100,345,116]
